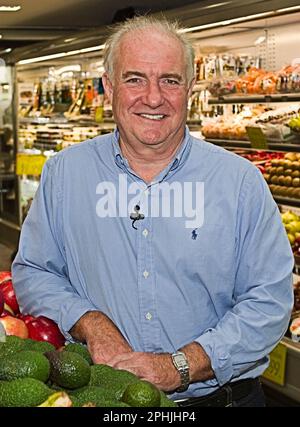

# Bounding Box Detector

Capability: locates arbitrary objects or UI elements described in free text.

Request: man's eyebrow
[121,71,184,82]
[122,71,147,79]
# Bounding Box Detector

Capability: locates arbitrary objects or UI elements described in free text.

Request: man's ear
[102,72,113,103]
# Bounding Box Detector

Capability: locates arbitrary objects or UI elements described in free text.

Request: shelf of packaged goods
[205,138,300,153]
[261,337,300,404]
[208,94,300,105]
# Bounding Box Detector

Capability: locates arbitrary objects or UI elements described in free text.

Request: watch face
[173,353,188,370]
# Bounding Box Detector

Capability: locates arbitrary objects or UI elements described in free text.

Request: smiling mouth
[136,113,167,121]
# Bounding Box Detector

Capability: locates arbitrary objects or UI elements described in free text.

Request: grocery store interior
[0,0,300,407]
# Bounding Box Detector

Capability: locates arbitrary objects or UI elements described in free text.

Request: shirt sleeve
[195,165,294,386]
[12,156,97,341]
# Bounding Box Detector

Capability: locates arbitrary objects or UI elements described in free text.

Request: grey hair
[103,15,195,84]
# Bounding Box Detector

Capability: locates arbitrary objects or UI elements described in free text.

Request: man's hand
[69,311,132,364]
[107,352,181,392]
[108,342,214,392]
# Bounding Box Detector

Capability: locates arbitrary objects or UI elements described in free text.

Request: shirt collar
[112,126,192,171]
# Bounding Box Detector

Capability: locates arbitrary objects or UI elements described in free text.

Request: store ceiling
[0,0,203,51]
[1,0,300,62]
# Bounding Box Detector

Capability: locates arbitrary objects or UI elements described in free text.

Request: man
[12,16,294,406]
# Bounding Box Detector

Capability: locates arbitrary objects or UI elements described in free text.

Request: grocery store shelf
[205,138,300,152]
[273,196,300,208]
[208,94,300,105]
[262,337,300,404]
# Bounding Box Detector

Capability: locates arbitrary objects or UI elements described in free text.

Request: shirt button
[144,189,149,196]
[142,229,149,237]
[145,312,152,320]
[143,270,149,279]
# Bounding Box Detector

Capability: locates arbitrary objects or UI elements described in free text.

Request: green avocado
[89,364,139,400]
[63,342,93,365]
[24,339,55,353]
[45,350,91,389]
[159,391,178,407]
[70,385,117,407]
[0,350,50,382]
[0,335,26,359]
[122,380,161,407]
[0,378,51,407]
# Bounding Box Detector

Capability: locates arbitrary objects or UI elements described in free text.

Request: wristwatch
[171,351,190,392]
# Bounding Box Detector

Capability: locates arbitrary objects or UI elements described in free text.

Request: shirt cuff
[58,297,98,342]
[195,328,233,386]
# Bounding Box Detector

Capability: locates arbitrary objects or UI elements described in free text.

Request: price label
[262,343,287,386]
[246,126,269,150]
[16,153,47,176]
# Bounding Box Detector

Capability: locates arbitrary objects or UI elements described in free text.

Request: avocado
[45,350,91,389]
[122,380,161,407]
[97,400,131,407]
[0,378,51,407]
[0,350,50,382]
[89,364,139,400]
[0,335,26,359]
[159,391,178,407]
[64,342,93,365]
[24,339,55,353]
[70,385,116,407]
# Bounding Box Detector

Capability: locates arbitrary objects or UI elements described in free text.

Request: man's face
[103,30,194,148]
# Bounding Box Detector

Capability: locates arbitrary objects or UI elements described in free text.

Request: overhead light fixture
[254,36,266,45]
[202,2,231,10]
[0,5,21,12]
[0,47,11,54]
[18,44,106,65]
[277,5,300,13]
[64,38,77,43]
[179,11,273,33]
[0,35,2,39]
[180,4,300,34]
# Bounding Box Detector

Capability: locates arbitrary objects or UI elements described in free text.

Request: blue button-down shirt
[12,128,294,399]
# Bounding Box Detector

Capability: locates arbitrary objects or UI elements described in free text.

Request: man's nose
[143,81,163,107]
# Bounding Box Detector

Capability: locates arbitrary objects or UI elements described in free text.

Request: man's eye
[126,78,142,84]
[163,79,180,86]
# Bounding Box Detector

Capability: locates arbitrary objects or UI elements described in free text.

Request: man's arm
[70,311,132,363]
[12,158,98,341]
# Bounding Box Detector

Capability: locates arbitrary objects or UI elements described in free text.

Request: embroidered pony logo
[191,229,198,240]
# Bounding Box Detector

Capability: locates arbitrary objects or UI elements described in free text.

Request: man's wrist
[171,350,190,392]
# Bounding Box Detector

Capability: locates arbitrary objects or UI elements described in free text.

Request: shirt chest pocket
[175,222,235,282]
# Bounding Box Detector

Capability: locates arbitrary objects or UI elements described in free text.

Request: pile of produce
[0,272,176,407]
[281,210,300,248]
[264,152,300,199]
[0,338,176,407]
[0,272,65,348]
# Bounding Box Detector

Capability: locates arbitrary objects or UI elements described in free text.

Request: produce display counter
[262,337,300,404]
[205,138,300,153]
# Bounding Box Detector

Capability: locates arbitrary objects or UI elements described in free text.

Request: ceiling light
[64,38,77,43]
[0,5,21,12]
[202,2,231,10]
[179,11,273,33]
[276,5,300,13]
[0,35,2,39]
[18,44,106,65]
[0,47,11,54]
